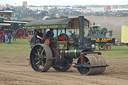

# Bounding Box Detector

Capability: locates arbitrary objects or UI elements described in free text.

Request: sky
[0,0,128,6]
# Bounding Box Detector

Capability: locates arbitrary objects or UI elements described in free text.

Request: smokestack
[79,16,84,47]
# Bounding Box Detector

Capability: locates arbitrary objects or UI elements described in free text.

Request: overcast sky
[0,0,128,6]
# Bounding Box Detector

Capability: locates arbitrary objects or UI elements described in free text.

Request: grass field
[0,38,128,60]
[99,45,128,59]
[0,38,30,64]
[0,38,30,53]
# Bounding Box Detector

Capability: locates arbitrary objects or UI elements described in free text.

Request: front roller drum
[30,44,53,72]
[76,55,107,75]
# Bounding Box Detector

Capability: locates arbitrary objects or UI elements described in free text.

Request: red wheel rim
[0,31,4,43]
[16,29,25,39]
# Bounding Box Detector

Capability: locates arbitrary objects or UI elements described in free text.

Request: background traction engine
[29,16,108,75]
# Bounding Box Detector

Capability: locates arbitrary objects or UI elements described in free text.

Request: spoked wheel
[16,29,25,39]
[30,44,53,72]
[77,55,107,75]
[77,57,90,75]
[53,57,73,72]
[105,43,111,51]
[0,31,4,43]
[98,43,105,50]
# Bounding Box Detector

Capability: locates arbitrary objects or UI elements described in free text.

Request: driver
[36,29,43,43]
[46,29,54,38]
[46,29,54,47]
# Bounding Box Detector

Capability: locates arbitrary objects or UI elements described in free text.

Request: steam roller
[26,16,108,75]
[30,44,108,75]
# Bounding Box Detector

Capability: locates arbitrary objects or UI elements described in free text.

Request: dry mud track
[0,59,128,85]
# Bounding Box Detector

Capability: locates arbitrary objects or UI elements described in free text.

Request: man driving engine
[36,29,43,43]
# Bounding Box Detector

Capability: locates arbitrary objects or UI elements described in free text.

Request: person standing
[2,34,5,43]
[5,33,8,44]
[12,31,16,41]
[8,33,11,44]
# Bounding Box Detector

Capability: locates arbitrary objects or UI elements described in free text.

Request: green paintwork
[27,25,68,30]
[60,50,78,58]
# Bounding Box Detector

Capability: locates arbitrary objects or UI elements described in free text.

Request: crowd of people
[1,5,128,22]
[2,31,16,44]
[83,11,128,17]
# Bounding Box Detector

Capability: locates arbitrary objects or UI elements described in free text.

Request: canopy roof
[25,17,90,30]
[4,20,28,24]
[0,23,11,26]
[0,10,13,13]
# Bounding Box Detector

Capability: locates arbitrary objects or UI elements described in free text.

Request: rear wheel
[30,44,53,72]
[0,31,4,43]
[16,29,25,39]
[105,43,111,51]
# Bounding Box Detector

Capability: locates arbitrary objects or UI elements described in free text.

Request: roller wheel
[98,44,105,50]
[53,57,73,72]
[77,55,107,75]
[16,29,25,39]
[30,44,53,72]
[105,43,111,51]
[77,56,90,74]
[0,31,4,43]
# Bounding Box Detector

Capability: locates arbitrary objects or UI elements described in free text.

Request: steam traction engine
[0,10,27,39]
[25,16,108,75]
[87,25,115,51]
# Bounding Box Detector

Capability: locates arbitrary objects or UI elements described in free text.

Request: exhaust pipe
[79,16,85,47]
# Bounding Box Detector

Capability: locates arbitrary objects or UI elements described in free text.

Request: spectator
[8,33,11,44]
[2,34,5,43]
[5,33,8,44]
[12,31,16,41]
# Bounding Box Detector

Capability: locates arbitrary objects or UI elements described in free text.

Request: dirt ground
[0,56,128,85]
